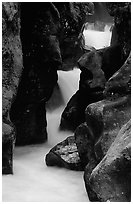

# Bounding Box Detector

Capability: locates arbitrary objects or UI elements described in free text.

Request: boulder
[84,120,131,202]
[92,96,130,161]
[45,136,83,171]
[85,53,131,161]
[2,2,23,173]
[60,50,105,131]
[74,123,98,170]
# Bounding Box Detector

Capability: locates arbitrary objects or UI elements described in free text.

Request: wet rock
[45,136,83,171]
[74,123,98,170]
[84,120,131,202]
[2,2,23,174]
[60,50,105,131]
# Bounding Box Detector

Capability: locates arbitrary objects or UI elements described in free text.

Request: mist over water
[2,26,111,202]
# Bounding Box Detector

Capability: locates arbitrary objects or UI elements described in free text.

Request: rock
[100,44,125,80]
[2,123,15,174]
[10,3,62,145]
[10,102,48,146]
[60,50,105,131]
[54,2,94,70]
[104,53,131,97]
[106,2,131,59]
[2,2,23,174]
[60,91,90,131]
[85,51,131,161]
[74,123,98,170]
[84,120,131,202]
[86,95,131,162]
[78,49,106,89]
[45,136,83,171]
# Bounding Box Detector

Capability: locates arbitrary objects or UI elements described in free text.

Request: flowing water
[83,22,112,49]
[2,25,112,202]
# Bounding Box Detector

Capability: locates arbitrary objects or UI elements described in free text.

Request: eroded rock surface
[74,123,97,170]
[45,136,83,171]
[60,2,131,132]
[60,50,106,131]
[2,2,23,173]
[84,120,131,202]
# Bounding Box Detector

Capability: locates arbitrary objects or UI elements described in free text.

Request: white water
[3,69,90,202]
[83,22,112,49]
[2,27,112,202]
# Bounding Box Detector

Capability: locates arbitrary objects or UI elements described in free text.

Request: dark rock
[54,2,94,70]
[2,123,15,174]
[2,2,23,174]
[85,51,131,161]
[106,2,131,59]
[10,3,62,145]
[60,50,105,131]
[100,44,125,80]
[74,122,98,170]
[11,102,48,146]
[78,50,106,89]
[45,136,83,171]
[84,120,131,202]
[104,53,131,97]
[86,95,131,162]
[60,91,89,131]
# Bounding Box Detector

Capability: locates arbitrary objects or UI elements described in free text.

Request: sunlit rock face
[2,2,23,174]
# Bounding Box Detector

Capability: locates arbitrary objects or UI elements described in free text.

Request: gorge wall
[46,2,131,202]
[2,2,93,174]
[2,2,23,174]
[2,2,131,202]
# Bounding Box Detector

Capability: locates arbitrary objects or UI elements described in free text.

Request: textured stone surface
[2,2,23,173]
[74,122,97,170]
[60,50,105,131]
[45,136,83,171]
[104,53,131,97]
[106,2,131,59]
[86,95,131,162]
[85,51,131,161]
[84,120,131,202]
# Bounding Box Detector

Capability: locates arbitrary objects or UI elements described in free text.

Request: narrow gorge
[2,2,131,202]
